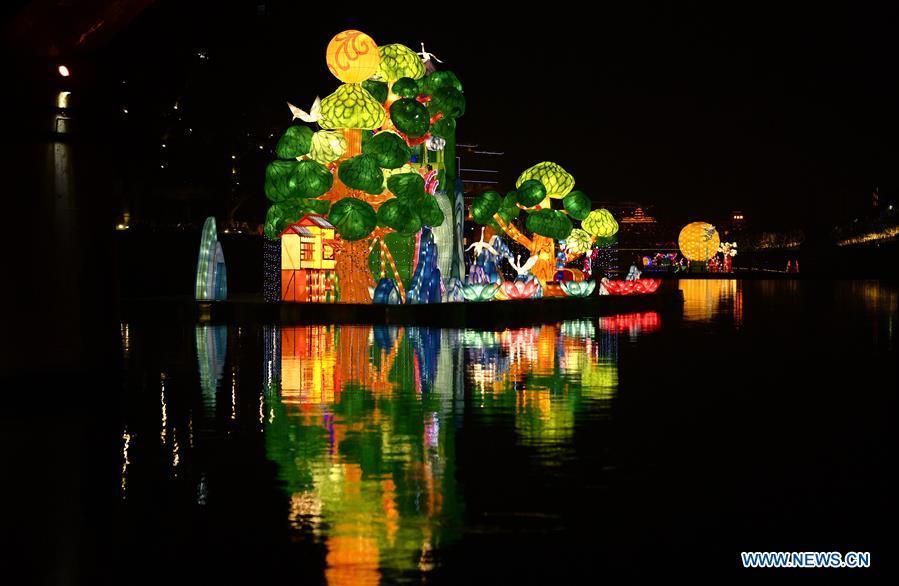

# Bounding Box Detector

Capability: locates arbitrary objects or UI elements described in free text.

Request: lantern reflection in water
[263,320,620,583]
[267,324,463,585]
[464,320,619,447]
[679,279,742,323]
[597,312,661,336]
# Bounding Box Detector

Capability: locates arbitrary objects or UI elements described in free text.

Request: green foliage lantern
[516,179,547,208]
[275,125,313,159]
[264,160,299,202]
[376,198,421,235]
[471,191,502,225]
[562,190,591,221]
[361,79,388,103]
[264,203,299,239]
[565,228,593,254]
[308,130,346,164]
[516,161,575,199]
[362,130,411,169]
[390,98,430,137]
[430,117,456,138]
[338,154,384,195]
[297,198,331,216]
[386,172,425,199]
[292,159,334,198]
[265,159,332,201]
[376,44,425,82]
[319,84,386,129]
[329,197,377,241]
[526,209,574,240]
[392,77,419,98]
[419,70,463,94]
[582,208,619,238]
[430,86,465,118]
[499,191,520,222]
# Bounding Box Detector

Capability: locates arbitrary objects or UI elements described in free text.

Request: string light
[263,237,282,302]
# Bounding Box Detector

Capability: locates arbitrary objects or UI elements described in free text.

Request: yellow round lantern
[678,221,720,261]
[326,30,380,83]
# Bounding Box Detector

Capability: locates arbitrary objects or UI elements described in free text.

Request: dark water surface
[2,280,896,583]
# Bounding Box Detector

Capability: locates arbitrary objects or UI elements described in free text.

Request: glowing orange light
[325,30,380,83]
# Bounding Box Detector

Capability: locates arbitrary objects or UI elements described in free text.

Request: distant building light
[231,154,236,159]
[122,108,129,114]
[57,65,70,77]
[161,143,166,148]
[56,91,70,108]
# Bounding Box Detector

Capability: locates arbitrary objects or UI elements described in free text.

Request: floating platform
[156,282,682,329]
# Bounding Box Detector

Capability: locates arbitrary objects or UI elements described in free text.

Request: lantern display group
[257,30,665,305]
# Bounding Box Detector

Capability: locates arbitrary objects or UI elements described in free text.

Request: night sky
[4,1,898,231]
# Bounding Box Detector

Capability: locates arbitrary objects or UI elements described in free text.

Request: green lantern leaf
[498,191,519,223]
[419,196,445,227]
[564,228,593,254]
[418,71,463,94]
[430,87,465,119]
[390,98,430,138]
[362,79,388,103]
[264,160,299,202]
[338,154,384,195]
[582,208,619,238]
[292,159,333,198]
[471,190,502,225]
[516,161,575,199]
[329,197,377,241]
[264,203,302,239]
[517,179,547,208]
[308,130,346,163]
[362,130,411,169]
[297,198,331,216]
[275,125,313,159]
[376,198,422,235]
[376,44,425,82]
[430,117,456,138]
[319,84,386,130]
[386,172,425,199]
[525,209,573,240]
[562,190,591,221]
[392,77,419,98]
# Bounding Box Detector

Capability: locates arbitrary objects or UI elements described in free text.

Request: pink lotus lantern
[600,279,662,295]
[500,279,541,300]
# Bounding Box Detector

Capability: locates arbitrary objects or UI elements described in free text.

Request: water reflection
[266,325,463,585]
[119,319,622,584]
[463,322,619,448]
[680,279,743,325]
[597,311,661,336]
[264,321,619,583]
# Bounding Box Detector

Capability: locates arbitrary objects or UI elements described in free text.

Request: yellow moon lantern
[326,30,380,83]
[678,222,720,261]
